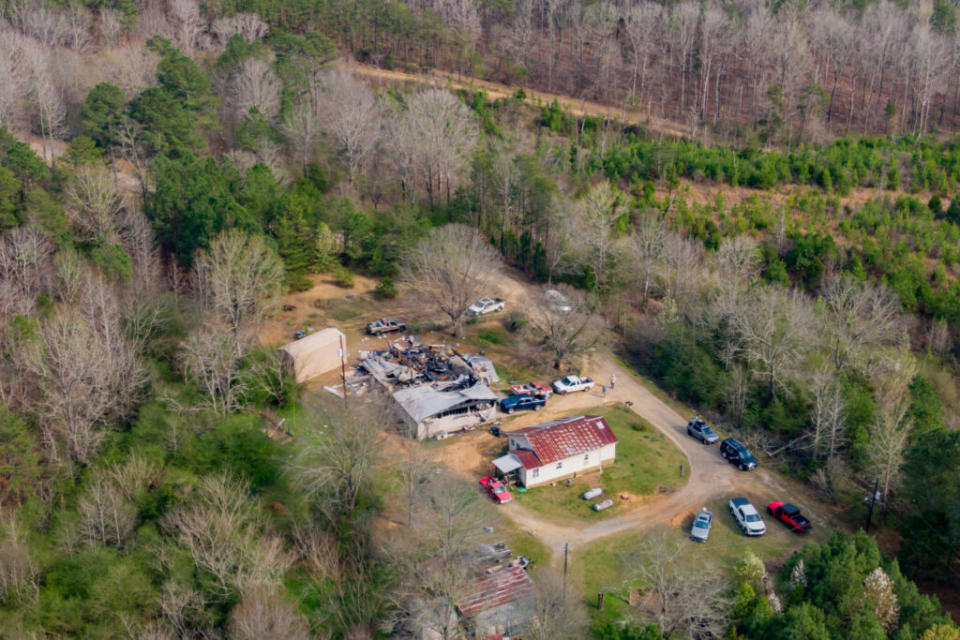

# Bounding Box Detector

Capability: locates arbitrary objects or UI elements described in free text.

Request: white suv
[729,497,766,536]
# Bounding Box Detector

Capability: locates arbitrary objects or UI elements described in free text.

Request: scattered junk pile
[357,338,498,391]
[349,337,500,440]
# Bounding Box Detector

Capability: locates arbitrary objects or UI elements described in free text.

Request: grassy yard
[573,496,832,625]
[511,404,688,522]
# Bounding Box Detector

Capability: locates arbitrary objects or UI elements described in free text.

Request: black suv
[720,438,758,471]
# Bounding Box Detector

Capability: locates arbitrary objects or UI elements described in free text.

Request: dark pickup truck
[499,394,546,414]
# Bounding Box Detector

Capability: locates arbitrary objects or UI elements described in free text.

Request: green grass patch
[511,404,688,522]
[323,296,376,323]
[575,496,832,626]
[471,325,512,348]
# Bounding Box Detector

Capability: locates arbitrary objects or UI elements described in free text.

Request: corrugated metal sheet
[510,449,542,470]
[392,383,498,423]
[458,566,536,617]
[492,454,523,474]
[510,415,617,465]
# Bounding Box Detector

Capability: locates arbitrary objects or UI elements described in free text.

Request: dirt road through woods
[339,59,692,139]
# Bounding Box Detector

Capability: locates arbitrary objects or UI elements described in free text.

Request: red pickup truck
[767,501,812,532]
[479,477,513,504]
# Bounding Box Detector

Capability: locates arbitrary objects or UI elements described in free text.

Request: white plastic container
[583,488,603,500]
[593,499,614,511]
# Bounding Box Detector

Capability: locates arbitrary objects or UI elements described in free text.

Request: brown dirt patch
[258,273,380,346]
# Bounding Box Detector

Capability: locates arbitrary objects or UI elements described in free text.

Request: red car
[510,382,552,399]
[479,477,513,504]
[767,501,812,532]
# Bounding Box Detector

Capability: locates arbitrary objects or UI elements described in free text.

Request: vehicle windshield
[703,426,715,434]
[493,486,505,494]
[563,377,575,384]
[745,513,761,522]
[695,516,710,526]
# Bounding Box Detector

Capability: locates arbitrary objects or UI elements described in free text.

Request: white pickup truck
[467,297,505,316]
[552,375,595,394]
[729,497,767,536]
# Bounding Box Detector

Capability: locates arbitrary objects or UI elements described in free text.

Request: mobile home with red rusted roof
[492,415,618,488]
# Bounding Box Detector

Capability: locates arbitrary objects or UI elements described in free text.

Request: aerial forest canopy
[0,0,958,639]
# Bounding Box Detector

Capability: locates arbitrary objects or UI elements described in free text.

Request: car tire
[721,451,728,459]
[739,463,746,471]
[507,408,514,415]
[534,405,542,411]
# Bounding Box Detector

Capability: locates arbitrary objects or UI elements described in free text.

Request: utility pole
[865,478,880,532]
[339,333,348,408]
[563,543,569,596]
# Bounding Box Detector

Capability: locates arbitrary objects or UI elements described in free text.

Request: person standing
[610,373,616,390]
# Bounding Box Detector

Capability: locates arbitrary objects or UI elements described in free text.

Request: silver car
[690,508,713,542]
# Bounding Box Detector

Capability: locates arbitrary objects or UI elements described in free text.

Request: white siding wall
[415,405,497,439]
[519,443,616,488]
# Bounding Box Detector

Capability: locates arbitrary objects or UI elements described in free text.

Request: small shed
[278,327,346,383]
[458,565,535,638]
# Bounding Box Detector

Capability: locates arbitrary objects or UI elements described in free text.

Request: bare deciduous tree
[575,183,619,291]
[623,210,665,303]
[163,474,291,599]
[529,284,602,369]
[315,71,382,177]
[808,370,847,463]
[194,229,284,358]
[386,89,478,206]
[0,518,36,605]
[233,56,281,120]
[20,309,144,467]
[78,475,137,548]
[624,530,730,638]
[287,401,387,522]
[735,286,814,399]
[0,226,53,320]
[399,440,431,527]
[866,389,912,502]
[402,223,502,337]
[229,585,311,640]
[65,165,126,242]
[397,478,481,640]
[821,277,900,373]
[212,13,268,45]
[282,100,321,172]
[79,456,159,548]
[181,322,242,416]
[528,569,589,640]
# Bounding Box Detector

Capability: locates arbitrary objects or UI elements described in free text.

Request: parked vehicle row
[690,497,812,540]
[685,418,760,472]
[686,417,719,444]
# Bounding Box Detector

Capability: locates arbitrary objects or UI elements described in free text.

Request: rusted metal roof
[458,566,536,617]
[510,449,542,470]
[510,415,617,466]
